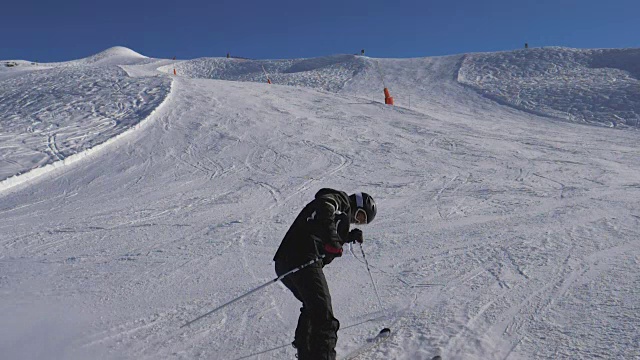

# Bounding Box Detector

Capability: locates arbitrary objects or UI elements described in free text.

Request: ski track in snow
[0,53,171,183]
[458,47,640,129]
[1,47,640,360]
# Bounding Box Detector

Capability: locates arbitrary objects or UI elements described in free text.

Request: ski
[341,323,441,360]
[341,328,394,360]
[341,314,405,360]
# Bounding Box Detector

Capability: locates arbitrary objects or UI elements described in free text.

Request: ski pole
[181,255,325,328]
[359,243,384,312]
[358,243,391,335]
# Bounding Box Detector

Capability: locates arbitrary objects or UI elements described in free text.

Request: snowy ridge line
[0,79,174,196]
[158,54,368,93]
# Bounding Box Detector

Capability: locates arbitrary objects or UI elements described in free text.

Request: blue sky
[2,0,639,61]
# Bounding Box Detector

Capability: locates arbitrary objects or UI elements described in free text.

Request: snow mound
[53,46,152,67]
[165,54,369,92]
[83,46,147,62]
[458,47,640,128]
[1,47,152,68]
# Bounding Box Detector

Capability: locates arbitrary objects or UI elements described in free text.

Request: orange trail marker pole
[377,61,393,105]
[384,88,394,105]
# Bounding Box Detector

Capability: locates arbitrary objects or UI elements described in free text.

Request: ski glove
[348,228,364,243]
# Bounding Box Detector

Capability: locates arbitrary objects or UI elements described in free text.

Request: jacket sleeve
[310,194,348,256]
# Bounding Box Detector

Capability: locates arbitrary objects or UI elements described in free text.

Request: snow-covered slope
[1,47,639,360]
[0,47,172,183]
[169,48,640,130]
[61,46,152,66]
[164,54,367,92]
[458,47,640,128]
[0,60,48,82]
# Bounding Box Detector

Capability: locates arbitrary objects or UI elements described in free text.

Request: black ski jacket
[274,188,352,268]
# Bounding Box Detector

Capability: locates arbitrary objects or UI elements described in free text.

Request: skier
[274,188,377,360]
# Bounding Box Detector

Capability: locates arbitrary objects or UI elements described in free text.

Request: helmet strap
[355,192,364,208]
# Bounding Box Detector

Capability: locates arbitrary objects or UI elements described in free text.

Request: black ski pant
[275,260,340,360]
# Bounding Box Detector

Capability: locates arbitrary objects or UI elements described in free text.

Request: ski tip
[379,327,391,335]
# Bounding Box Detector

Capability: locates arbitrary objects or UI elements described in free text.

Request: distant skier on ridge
[274,189,377,360]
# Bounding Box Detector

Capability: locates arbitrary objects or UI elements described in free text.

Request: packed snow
[458,47,640,128]
[0,47,171,182]
[0,46,639,360]
[163,54,367,93]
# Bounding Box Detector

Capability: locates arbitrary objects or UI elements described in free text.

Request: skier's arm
[311,195,346,256]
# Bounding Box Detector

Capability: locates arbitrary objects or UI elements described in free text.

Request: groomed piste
[1,46,639,359]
